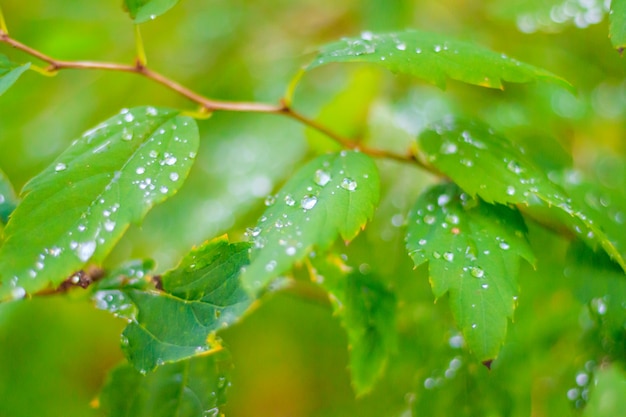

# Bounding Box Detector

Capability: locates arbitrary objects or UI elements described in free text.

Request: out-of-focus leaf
[418,119,626,271]
[308,30,572,91]
[0,106,199,300]
[406,183,535,361]
[0,167,18,224]
[121,236,252,373]
[583,365,626,417]
[123,0,179,24]
[241,151,380,294]
[610,0,626,51]
[312,255,397,395]
[306,68,381,153]
[0,54,29,96]
[98,350,232,417]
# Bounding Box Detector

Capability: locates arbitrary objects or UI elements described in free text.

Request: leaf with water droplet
[312,254,397,395]
[610,0,626,52]
[98,350,232,417]
[123,0,180,23]
[405,183,535,361]
[241,151,380,294]
[0,167,18,225]
[0,106,199,300]
[120,236,252,372]
[418,118,626,272]
[0,54,30,97]
[308,30,572,91]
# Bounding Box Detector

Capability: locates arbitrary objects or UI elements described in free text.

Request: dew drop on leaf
[76,241,96,262]
[301,195,318,210]
[471,267,485,278]
[443,252,454,262]
[314,169,331,186]
[340,178,358,191]
[55,163,67,172]
[264,195,276,206]
[284,194,296,206]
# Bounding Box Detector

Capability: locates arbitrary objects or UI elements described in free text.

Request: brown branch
[0,29,419,167]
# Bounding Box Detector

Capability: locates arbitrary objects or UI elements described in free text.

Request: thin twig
[0,29,418,166]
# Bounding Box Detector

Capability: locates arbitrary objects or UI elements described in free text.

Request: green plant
[1,0,626,416]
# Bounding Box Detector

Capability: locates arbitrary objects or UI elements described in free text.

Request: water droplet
[481,283,489,289]
[301,195,318,210]
[418,239,427,245]
[285,246,296,256]
[163,155,177,166]
[55,162,67,172]
[104,220,115,232]
[48,247,62,257]
[341,178,357,191]
[169,172,179,181]
[471,323,477,329]
[122,127,133,141]
[433,251,441,259]
[415,47,422,54]
[136,167,145,175]
[507,160,524,174]
[440,142,457,154]
[396,43,407,51]
[361,31,373,41]
[124,113,134,122]
[265,260,277,272]
[146,107,157,116]
[424,215,436,225]
[12,287,26,299]
[506,186,516,196]
[576,372,589,387]
[434,44,442,52]
[284,195,296,206]
[471,267,484,278]
[499,241,510,250]
[76,241,96,262]
[149,14,156,20]
[264,195,276,206]
[437,194,451,206]
[314,169,331,186]
[443,252,454,262]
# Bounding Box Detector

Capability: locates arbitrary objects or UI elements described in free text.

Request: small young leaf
[610,0,626,52]
[312,256,397,395]
[0,106,199,300]
[308,30,572,91]
[0,54,30,96]
[418,119,626,271]
[0,167,18,224]
[120,236,252,372]
[406,183,534,361]
[123,0,180,23]
[98,351,232,417]
[241,151,380,293]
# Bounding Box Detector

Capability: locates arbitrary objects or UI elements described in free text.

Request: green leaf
[417,119,626,272]
[406,183,535,361]
[99,351,232,417]
[0,54,30,96]
[313,256,397,395]
[123,0,179,24]
[0,167,18,224]
[308,30,572,91]
[0,106,199,300]
[120,236,252,373]
[241,151,380,293]
[583,366,626,417]
[610,0,626,52]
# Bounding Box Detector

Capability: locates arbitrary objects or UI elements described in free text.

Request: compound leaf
[123,0,180,23]
[0,54,29,96]
[98,350,232,417]
[610,0,626,52]
[0,106,199,300]
[406,183,534,361]
[119,236,253,373]
[418,119,626,271]
[308,30,571,91]
[241,151,380,293]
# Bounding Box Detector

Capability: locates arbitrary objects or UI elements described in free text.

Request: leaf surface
[0,167,18,224]
[308,30,571,91]
[241,151,380,293]
[99,351,232,417]
[611,0,626,51]
[0,54,29,96]
[406,183,534,361]
[312,256,396,395]
[583,366,626,417]
[0,106,199,300]
[119,236,252,372]
[418,119,626,271]
[123,0,179,23]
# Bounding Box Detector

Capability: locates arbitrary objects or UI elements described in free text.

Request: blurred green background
[1,0,626,416]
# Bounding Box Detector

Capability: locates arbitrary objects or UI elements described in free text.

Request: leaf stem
[0,30,419,167]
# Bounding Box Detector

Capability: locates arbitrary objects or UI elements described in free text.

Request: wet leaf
[98,350,232,417]
[312,255,397,395]
[0,54,30,96]
[418,119,626,271]
[0,106,199,300]
[308,30,572,91]
[120,236,252,372]
[123,0,180,23]
[406,183,534,361]
[0,167,18,224]
[610,0,626,52]
[241,151,380,293]
[583,365,626,417]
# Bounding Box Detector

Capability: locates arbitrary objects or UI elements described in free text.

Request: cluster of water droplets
[516,0,608,33]
[566,360,595,408]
